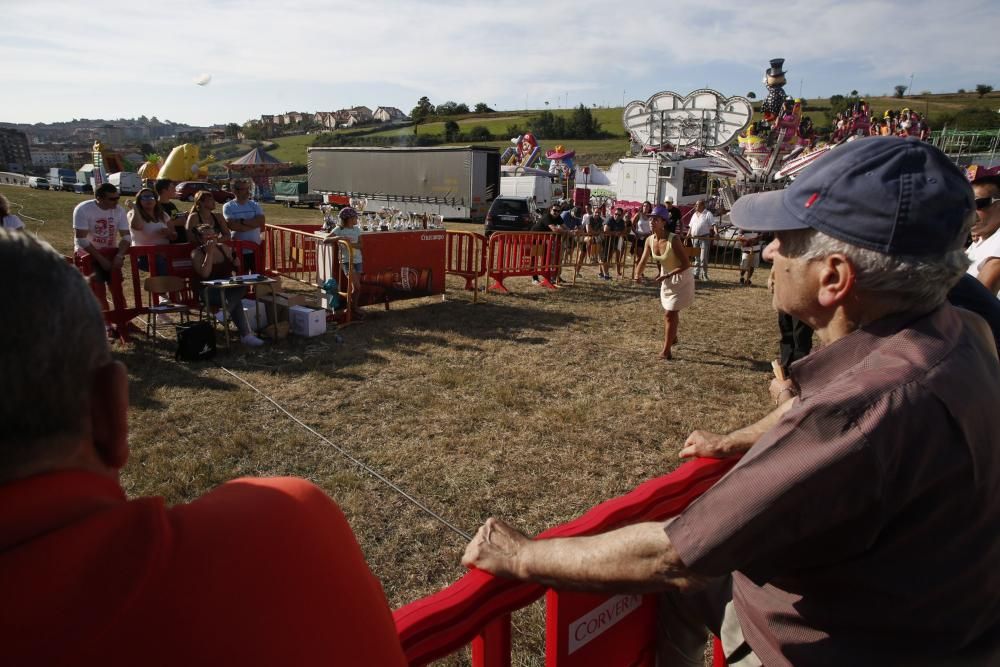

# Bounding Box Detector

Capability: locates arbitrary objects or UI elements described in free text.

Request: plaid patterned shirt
[668,304,1000,665]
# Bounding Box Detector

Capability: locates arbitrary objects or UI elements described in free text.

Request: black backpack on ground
[175,321,216,361]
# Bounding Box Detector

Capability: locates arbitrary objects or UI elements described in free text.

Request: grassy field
[6,182,780,664]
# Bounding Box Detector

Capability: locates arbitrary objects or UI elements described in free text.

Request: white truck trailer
[306,146,501,221]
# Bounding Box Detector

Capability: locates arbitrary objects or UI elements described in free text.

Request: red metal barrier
[265,224,323,286]
[394,457,738,666]
[446,230,487,300]
[486,231,562,292]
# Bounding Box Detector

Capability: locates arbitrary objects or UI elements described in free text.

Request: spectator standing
[736,228,763,285]
[577,205,609,280]
[462,138,1000,665]
[663,196,682,234]
[630,201,653,278]
[687,200,716,280]
[968,172,1000,296]
[323,207,365,320]
[73,183,131,318]
[223,179,266,273]
[603,207,628,278]
[531,203,563,285]
[0,230,406,666]
[0,193,24,231]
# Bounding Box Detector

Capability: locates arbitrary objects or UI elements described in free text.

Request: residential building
[373,106,408,123]
[0,128,32,171]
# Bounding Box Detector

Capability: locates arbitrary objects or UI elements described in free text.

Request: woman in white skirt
[634,205,693,360]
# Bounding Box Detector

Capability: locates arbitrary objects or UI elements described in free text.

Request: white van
[27,176,50,190]
[499,175,554,209]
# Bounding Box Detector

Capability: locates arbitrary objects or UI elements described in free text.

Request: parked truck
[49,168,77,192]
[273,180,324,208]
[107,171,141,195]
[306,146,501,221]
[607,155,733,208]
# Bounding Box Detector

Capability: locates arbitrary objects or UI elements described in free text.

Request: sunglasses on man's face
[975,196,1000,210]
[103,196,120,202]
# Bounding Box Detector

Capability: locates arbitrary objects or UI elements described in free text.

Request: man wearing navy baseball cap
[462,137,1000,665]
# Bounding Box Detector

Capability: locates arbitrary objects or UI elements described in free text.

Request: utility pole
[799,79,803,99]
[908,73,914,96]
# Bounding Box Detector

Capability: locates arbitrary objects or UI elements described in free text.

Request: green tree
[746,91,756,100]
[437,101,461,115]
[443,120,461,142]
[242,123,264,141]
[225,123,241,140]
[976,84,994,98]
[569,104,602,138]
[466,125,493,142]
[474,103,495,113]
[893,84,908,98]
[411,96,434,122]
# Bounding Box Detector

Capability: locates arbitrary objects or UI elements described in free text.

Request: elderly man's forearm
[520,522,705,594]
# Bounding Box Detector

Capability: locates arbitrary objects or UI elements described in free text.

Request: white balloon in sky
[194,73,212,86]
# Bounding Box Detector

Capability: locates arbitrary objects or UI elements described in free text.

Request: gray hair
[0,230,110,470]
[781,226,972,310]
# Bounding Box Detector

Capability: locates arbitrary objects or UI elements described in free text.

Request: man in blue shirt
[223,179,266,273]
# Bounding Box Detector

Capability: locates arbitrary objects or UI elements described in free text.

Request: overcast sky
[4,0,998,126]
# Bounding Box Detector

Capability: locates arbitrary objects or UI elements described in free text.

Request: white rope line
[7,198,47,228]
[215,364,473,542]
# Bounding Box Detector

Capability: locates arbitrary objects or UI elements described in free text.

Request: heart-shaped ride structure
[624,89,753,151]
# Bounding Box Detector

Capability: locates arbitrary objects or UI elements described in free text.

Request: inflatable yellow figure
[137,155,161,181]
[158,143,215,181]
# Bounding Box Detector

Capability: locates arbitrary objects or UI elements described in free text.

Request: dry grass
[8,184,779,664]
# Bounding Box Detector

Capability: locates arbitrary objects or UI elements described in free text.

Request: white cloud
[4,0,998,124]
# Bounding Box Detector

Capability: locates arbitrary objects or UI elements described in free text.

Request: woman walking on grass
[634,205,693,360]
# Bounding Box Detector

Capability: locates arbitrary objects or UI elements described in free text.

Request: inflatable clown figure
[545,145,575,177]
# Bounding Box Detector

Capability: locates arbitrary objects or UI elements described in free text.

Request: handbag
[175,321,216,361]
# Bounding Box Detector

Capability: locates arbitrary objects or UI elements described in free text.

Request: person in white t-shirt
[73,183,131,314]
[0,194,25,231]
[968,174,1000,297]
[687,200,717,281]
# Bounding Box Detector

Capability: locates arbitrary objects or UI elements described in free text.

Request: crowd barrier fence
[486,232,563,292]
[446,230,488,302]
[393,456,737,666]
[265,224,322,286]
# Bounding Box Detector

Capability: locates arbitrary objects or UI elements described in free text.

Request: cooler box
[289,305,326,337]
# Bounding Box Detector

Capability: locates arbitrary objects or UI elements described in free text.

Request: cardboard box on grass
[255,291,306,321]
[289,305,326,337]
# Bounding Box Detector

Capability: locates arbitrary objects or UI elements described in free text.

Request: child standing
[325,207,364,320]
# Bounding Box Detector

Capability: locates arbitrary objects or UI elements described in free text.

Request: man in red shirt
[0,230,406,666]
